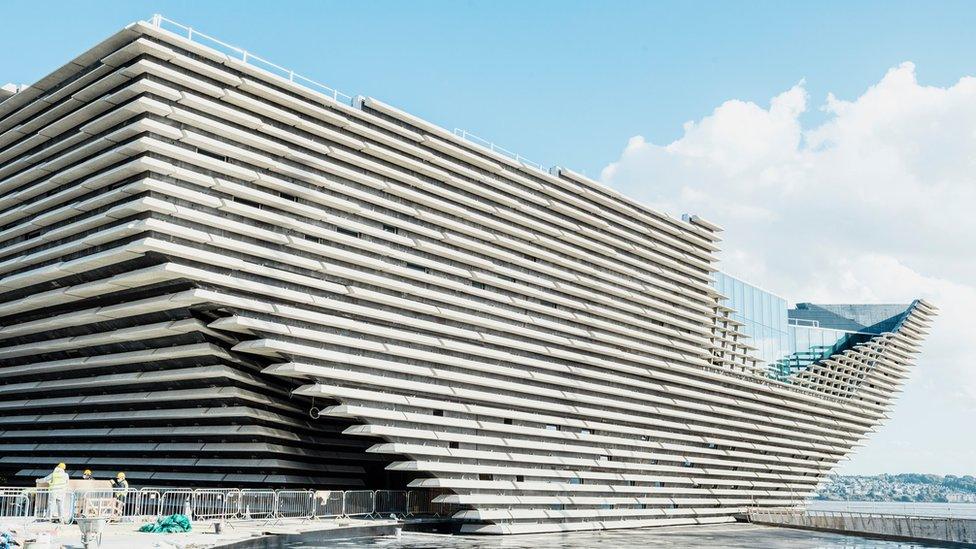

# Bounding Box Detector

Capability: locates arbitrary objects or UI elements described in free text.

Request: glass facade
[774,324,872,378]
[712,272,789,367]
[714,272,890,381]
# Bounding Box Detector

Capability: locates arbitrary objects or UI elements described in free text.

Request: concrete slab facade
[0,18,936,533]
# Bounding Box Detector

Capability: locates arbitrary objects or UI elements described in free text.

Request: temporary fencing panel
[374,490,408,518]
[240,490,276,521]
[31,490,48,521]
[114,489,141,519]
[276,490,314,520]
[312,491,343,518]
[131,490,161,519]
[0,486,428,524]
[31,489,69,523]
[407,490,430,516]
[407,489,457,517]
[192,489,241,521]
[157,490,195,518]
[0,493,29,525]
[342,490,375,518]
[71,489,122,521]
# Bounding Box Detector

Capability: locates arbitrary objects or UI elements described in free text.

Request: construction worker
[111,472,128,503]
[82,469,93,480]
[40,463,69,522]
[110,472,129,516]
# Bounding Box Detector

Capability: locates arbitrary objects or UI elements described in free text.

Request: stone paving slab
[9,518,397,548]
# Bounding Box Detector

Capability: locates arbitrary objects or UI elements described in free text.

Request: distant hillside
[816,474,976,503]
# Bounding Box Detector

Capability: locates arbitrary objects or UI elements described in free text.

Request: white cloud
[601,62,976,475]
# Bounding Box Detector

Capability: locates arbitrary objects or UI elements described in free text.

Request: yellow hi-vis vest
[47,468,68,491]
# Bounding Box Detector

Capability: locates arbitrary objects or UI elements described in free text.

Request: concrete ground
[8,517,399,548]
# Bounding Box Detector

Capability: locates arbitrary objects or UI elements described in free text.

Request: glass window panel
[757,326,766,363]
[796,327,810,355]
[819,329,830,349]
[762,292,771,326]
[752,289,767,324]
[761,325,769,361]
[734,280,745,315]
[743,285,753,318]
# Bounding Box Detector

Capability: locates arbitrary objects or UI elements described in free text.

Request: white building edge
[0,16,937,534]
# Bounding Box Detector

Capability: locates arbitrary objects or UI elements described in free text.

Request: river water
[300,523,942,548]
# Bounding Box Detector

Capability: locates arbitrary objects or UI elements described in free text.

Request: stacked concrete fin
[0,19,936,533]
[0,22,403,489]
[790,301,937,405]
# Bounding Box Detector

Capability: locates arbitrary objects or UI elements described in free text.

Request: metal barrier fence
[192,489,240,521]
[158,489,194,518]
[375,490,408,518]
[121,489,160,519]
[276,490,314,521]
[342,490,374,518]
[240,490,276,521]
[407,489,459,517]
[312,491,343,519]
[0,487,451,524]
[71,489,119,520]
[29,489,69,523]
[0,493,29,527]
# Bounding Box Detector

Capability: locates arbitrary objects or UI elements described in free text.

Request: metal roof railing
[146,14,354,105]
[788,318,821,328]
[452,128,549,173]
[144,15,553,177]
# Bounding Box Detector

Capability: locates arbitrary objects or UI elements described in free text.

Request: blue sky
[4,1,976,177]
[3,1,976,475]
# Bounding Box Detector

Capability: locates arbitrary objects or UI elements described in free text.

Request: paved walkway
[10,517,398,548]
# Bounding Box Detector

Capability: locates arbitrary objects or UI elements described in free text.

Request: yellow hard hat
[116,472,125,479]
[83,469,92,475]
[56,463,66,470]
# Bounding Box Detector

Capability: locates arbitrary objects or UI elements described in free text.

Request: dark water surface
[297,523,940,548]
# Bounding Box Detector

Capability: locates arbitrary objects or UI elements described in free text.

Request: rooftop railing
[452,128,549,173]
[788,318,821,327]
[146,14,354,106]
[144,14,548,176]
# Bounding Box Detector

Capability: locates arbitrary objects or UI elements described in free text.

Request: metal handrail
[748,506,972,521]
[145,14,354,106]
[788,318,821,327]
[452,128,548,173]
[143,14,553,176]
